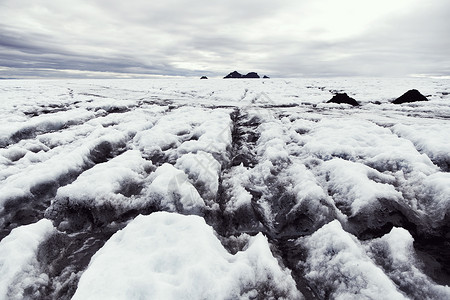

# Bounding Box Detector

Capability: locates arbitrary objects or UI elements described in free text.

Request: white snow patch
[175,151,221,202]
[0,219,55,299]
[146,163,205,214]
[320,158,402,215]
[256,122,290,164]
[367,227,450,299]
[393,123,450,169]
[299,220,407,299]
[133,107,233,166]
[73,212,302,300]
[222,165,254,213]
[134,126,180,157]
[416,172,450,223]
[176,111,233,162]
[287,162,337,221]
[53,150,152,210]
[301,118,438,175]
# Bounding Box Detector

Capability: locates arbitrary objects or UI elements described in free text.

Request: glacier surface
[0,77,449,299]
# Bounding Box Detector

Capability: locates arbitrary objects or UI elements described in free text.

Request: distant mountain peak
[224,71,263,79]
[224,71,243,79]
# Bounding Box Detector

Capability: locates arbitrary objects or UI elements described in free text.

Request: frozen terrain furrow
[0,128,131,240]
[0,106,166,241]
[219,107,338,240]
[0,78,449,299]
[11,105,236,299]
[0,108,96,148]
[391,123,450,172]
[217,107,450,299]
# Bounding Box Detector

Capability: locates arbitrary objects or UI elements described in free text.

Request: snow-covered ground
[0,77,449,299]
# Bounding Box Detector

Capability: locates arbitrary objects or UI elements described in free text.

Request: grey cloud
[0,29,62,56]
[261,1,450,77]
[0,0,449,78]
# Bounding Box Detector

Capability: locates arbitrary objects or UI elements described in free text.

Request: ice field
[0,77,449,299]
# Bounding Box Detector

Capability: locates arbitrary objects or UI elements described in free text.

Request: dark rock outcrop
[327,93,360,106]
[263,75,270,79]
[224,71,243,79]
[224,71,263,79]
[392,89,428,104]
[242,72,260,78]
[200,76,208,79]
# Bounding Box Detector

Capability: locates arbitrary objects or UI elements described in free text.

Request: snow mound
[48,150,153,227]
[176,110,233,163]
[134,107,233,166]
[393,123,450,171]
[133,126,180,159]
[223,164,253,212]
[415,172,450,225]
[55,150,151,202]
[298,220,407,299]
[285,162,337,228]
[221,163,266,234]
[302,118,437,174]
[256,121,290,165]
[367,227,450,299]
[73,212,302,300]
[320,158,402,216]
[0,219,55,299]
[175,151,221,203]
[145,163,206,214]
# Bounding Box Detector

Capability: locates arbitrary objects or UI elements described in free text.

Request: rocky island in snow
[224,71,268,79]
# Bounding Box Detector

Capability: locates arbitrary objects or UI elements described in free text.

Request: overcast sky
[0,0,449,78]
